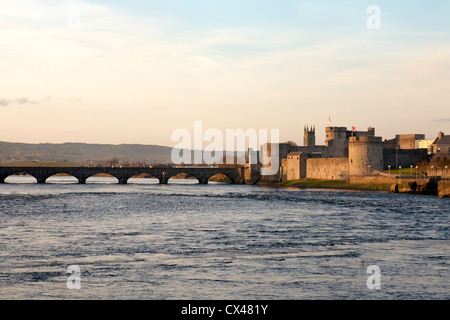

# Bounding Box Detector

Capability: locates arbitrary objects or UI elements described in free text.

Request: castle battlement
[349,136,382,143]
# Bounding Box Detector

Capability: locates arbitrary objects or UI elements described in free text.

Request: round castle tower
[348,136,383,176]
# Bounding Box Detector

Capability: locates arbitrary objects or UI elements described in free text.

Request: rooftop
[434,134,450,145]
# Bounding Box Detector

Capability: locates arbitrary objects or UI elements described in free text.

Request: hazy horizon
[1,0,449,147]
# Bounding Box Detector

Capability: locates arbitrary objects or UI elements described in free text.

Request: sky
[1,0,449,147]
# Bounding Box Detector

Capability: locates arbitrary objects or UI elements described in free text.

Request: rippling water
[0,176,449,299]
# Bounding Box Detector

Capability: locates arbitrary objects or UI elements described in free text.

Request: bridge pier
[118,178,128,184]
[199,178,209,184]
[37,178,46,184]
[78,178,87,184]
[159,177,168,184]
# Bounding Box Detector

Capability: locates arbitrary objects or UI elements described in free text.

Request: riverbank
[275,179,391,191]
[272,178,449,198]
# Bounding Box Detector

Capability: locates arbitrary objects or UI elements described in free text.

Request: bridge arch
[167,172,200,184]
[45,173,79,183]
[207,173,233,184]
[3,171,38,183]
[86,173,119,184]
[128,173,159,184]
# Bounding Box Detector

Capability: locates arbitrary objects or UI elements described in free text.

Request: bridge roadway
[0,166,245,185]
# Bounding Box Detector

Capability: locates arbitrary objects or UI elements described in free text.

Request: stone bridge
[0,166,245,185]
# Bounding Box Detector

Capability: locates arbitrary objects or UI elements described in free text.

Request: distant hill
[0,141,173,165]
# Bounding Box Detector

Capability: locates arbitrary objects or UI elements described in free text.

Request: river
[0,176,448,299]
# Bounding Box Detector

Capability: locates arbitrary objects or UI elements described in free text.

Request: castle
[245,125,438,183]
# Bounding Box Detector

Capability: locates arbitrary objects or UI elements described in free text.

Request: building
[431,132,450,157]
[251,124,435,183]
[285,152,307,180]
[383,134,425,150]
[382,133,430,169]
[257,125,379,182]
[416,139,435,154]
[325,126,375,158]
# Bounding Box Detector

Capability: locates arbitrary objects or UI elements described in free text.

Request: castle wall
[291,145,329,157]
[382,149,428,169]
[358,127,375,137]
[306,158,348,181]
[383,138,397,149]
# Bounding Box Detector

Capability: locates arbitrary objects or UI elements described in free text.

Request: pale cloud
[0,97,38,106]
[0,96,50,107]
[0,0,449,144]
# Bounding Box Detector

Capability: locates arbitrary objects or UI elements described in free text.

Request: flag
[352,126,356,131]
[329,116,331,122]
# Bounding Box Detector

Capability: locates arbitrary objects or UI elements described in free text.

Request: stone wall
[438,181,450,198]
[349,175,397,184]
[349,175,431,184]
[306,158,348,181]
[350,175,438,195]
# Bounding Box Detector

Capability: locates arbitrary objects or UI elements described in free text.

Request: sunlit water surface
[0,176,448,299]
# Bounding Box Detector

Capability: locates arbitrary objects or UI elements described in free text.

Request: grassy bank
[383,168,419,176]
[278,179,391,191]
